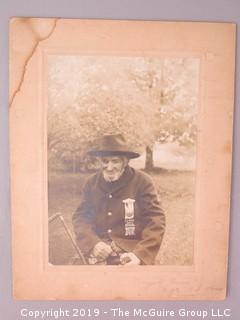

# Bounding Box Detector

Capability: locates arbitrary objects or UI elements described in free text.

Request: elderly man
[72,134,165,265]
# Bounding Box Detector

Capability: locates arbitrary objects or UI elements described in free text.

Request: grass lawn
[48,169,195,265]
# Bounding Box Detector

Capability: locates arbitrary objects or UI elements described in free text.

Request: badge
[123,198,136,236]
[122,198,135,219]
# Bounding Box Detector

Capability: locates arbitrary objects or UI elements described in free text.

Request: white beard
[102,168,125,182]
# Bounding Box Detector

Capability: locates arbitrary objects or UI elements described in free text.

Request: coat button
[107,229,112,233]
[109,194,113,198]
[107,212,112,216]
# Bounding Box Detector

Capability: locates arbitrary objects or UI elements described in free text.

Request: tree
[128,58,199,168]
[47,56,199,172]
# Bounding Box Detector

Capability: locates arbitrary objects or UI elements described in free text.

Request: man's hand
[120,252,141,265]
[93,242,113,260]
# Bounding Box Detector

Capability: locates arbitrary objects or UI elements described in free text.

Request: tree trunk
[145,145,154,171]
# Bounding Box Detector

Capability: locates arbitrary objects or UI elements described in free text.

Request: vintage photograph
[10,18,234,299]
[48,56,200,266]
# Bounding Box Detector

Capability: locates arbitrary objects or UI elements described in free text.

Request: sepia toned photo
[10,18,235,299]
[48,56,199,266]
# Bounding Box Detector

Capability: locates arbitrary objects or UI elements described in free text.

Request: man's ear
[96,157,102,165]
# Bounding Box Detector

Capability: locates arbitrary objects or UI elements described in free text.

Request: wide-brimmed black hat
[88,134,140,159]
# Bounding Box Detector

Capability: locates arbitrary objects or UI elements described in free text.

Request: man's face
[99,156,128,182]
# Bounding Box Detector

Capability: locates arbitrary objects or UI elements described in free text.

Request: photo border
[10,18,235,300]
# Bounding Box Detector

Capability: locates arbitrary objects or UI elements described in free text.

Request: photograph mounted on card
[10,18,235,300]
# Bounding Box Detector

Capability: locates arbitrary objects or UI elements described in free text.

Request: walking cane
[49,212,87,265]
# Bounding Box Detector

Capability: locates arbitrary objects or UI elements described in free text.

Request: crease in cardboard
[10,18,58,107]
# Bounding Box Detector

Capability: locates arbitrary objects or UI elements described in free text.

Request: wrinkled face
[99,156,129,182]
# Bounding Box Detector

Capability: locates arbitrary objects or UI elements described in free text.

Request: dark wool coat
[72,166,166,265]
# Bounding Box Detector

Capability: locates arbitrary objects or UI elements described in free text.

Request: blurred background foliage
[48,56,199,172]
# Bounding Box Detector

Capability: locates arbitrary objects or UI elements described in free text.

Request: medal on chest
[122,198,136,236]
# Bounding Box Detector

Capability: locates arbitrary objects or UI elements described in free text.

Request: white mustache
[103,169,125,182]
